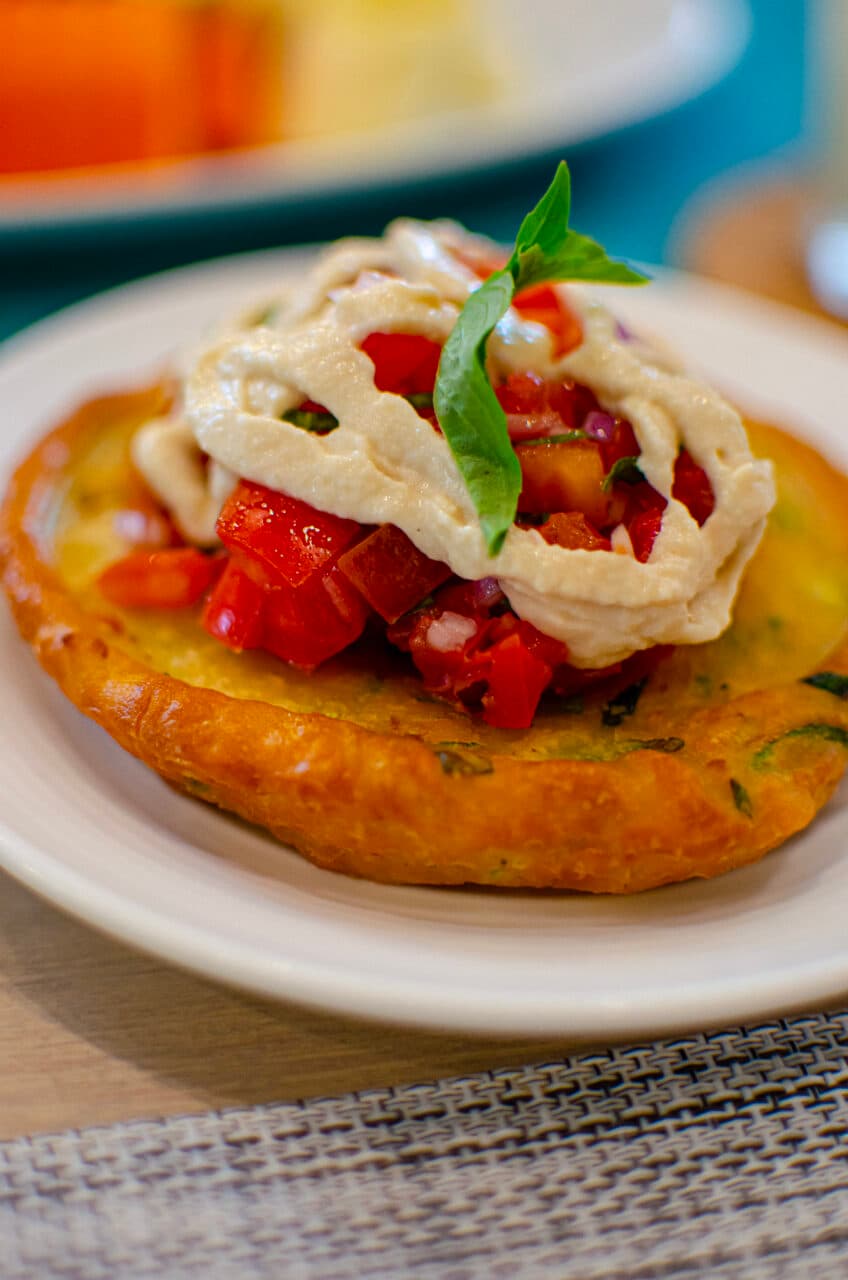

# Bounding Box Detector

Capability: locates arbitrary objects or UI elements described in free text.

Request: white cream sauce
[133,219,776,668]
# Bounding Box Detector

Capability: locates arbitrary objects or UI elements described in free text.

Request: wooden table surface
[0,873,580,1140]
[2,173,844,1143]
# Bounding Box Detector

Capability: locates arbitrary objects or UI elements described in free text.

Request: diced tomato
[202,560,264,650]
[99,548,222,609]
[547,381,605,430]
[360,332,443,397]
[497,371,563,442]
[386,572,675,727]
[337,524,452,623]
[482,632,553,729]
[216,481,360,588]
[599,419,640,470]
[429,577,502,619]
[516,439,609,526]
[673,450,715,526]
[501,615,569,670]
[538,511,612,552]
[623,643,674,685]
[495,372,548,416]
[387,589,567,728]
[549,643,672,699]
[262,565,369,670]
[389,593,487,698]
[550,659,623,699]
[512,282,583,356]
[495,374,603,441]
[629,508,664,563]
[452,253,583,356]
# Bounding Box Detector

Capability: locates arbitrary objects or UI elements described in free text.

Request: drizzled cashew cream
[133,220,776,668]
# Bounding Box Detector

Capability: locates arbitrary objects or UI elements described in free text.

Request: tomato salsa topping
[100,319,714,728]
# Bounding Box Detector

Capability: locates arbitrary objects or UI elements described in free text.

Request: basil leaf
[434,160,648,555]
[433,271,523,555]
[515,161,572,253]
[602,678,647,726]
[753,722,848,769]
[628,736,684,754]
[516,229,650,291]
[520,430,587,447]
[508,163,648,291]
[283,408,339,433]
[602,455,644,491]
[434,745,494,776]
[405,392,434,410]
[802,671,848,699]
[730,778,753,817]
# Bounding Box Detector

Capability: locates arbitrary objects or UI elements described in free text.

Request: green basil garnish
[628,737,684,754]
[433,161,648,555]
[730,778,753,817]
[286,392,431,434]
[434,746,494,777]
[520,430,588,447]
[753,722,848,769]
[602,678,647,727]
[802,672,848,699]
[602,455,644,491]
[282,408,339,433]
[405,392,435,411]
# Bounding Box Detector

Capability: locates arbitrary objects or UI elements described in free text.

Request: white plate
[0,0,748,234]
[2,249,848,1039]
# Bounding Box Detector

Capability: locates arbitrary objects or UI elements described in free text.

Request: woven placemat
[4,1011,848,1279]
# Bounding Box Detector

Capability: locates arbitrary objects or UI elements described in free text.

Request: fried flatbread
[3,384,848,892]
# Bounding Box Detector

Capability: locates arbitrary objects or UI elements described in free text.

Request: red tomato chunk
[512,282,583,356]
[337,525,451,623]
[360,332,442,397]
[516,438,609,527]
[202,560,264,650]
[454,250,583,356]
[538,511,611,552]
[201,554,368,669]
[217,481,360,588]
[209,483,371,667]
[496,373,602,440]
[261,565,369,671]
[99,548,222,609]
[628,508,664,563]
[388,583,570,730]
[673,450,715,525]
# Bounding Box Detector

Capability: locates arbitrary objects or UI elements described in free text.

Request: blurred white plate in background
[0,0,748,234]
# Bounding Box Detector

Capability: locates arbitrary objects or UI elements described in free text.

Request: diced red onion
[583,410,616,442]
[426,612,478,653]
[469,577,504,610]
[615,320,634,341]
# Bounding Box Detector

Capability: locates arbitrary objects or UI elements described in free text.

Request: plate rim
[0,788,845,1040]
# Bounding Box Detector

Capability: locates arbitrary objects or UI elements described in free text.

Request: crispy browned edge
[3,385,848,892]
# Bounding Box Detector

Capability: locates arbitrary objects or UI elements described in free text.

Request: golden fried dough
[3,386,848,892]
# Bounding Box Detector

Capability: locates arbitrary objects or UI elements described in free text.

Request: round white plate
[1,248,848,1039]
[0,0,748,235]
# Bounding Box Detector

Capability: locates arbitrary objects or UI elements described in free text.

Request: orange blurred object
[0,0,285,175]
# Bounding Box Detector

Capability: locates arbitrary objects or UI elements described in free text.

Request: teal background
[0,0,811,345]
